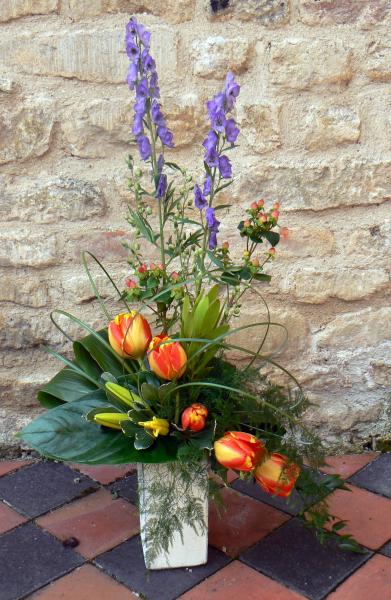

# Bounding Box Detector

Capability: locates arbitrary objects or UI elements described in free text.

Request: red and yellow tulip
[148,334,187,380]
[181,403,208,432]
[214,431,265,472]
[108,311,152,359]
[255,453,300,498]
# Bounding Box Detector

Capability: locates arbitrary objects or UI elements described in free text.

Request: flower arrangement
[18,17,362,565]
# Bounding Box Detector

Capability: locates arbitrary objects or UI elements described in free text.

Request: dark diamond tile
[240,518,371,600]
[349,453,391,498]
[232,479,303,516]
[95,535,231,600]
[109,472,138,505]
[0,522,83,600]
[380,540,391,558]
[0,461,98,518]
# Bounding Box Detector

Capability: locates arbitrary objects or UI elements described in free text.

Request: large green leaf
[73,341,102,381]
[37,368,100,408]
[18,391,179,465]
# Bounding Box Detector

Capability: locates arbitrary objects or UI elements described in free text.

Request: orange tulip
[148,334,187,380]
[214,431,265,472]
[181,403,208,432]
[255,453,300,498]
[108,311,152,359]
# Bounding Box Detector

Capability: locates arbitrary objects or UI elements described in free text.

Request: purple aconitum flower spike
[205,207,220,250]
[194,184,208,210]
[156,174,167,199]
[225,118,240,143]
[218,155,232,179]
[203,175,212,196]
[137,135,152,161]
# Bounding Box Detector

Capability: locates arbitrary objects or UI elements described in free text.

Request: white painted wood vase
[137,461,209,569]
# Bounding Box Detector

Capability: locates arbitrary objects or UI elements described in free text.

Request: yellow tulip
[138,416,170,438]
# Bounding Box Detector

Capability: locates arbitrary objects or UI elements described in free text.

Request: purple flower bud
[132,114,143,136]
[126,18,138,37]
[157,126,174,148]
[218,155,232,179]
[138,24,151,48]
[203,175,212,196]
[194,184,207,210]
[157,154,165,174]
[209,230,218,250]
[225,118,240,143]
[156,174,167,199]
[206,207,218,229]
[225,72,240,110]
[137,135,152,161]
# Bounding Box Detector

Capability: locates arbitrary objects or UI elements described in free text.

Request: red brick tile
[0,501,27,534]
[209,487,289,557]
[69,463,136,485]
[28,563,139,599]
[0,460,34,478]
[179,560,306,599]
[325,484,391,549]
[37,488,139,559]
[327,554,391,600]
[321,453,378,479]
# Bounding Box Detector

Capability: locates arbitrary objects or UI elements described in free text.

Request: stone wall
[0,0,390,454]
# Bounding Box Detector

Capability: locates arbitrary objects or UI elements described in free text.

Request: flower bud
[181,403,208,432]
[148,334,187,380]
[108,312,152,359]
[251,258,260,267]
[250,201,258,210]
[255,453,300,498]
[259,213,268,223]
[125,279,137,289]
[138,264,147,273]
[214,431,266,472]
[271,210,280,219]
[158,263,164,271]
[94,412,130,430]
[243,220,251,228]
[257,199,265,207]
[268,247,276,257]
[171,271,180,280]
[242,250,250,259]
[222,241,230,250]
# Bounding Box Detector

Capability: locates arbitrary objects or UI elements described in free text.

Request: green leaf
[262,231,280,247]
[134,429,155,450]
[18,391,179,464]
[37,368,100,407]
[73,341,102,381]
[141,383,159,404]
[78,329,131,377]
[253,273,272,282]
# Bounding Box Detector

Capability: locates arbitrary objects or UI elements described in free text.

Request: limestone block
[347,221,391,259]
[0,232,59,268]
[280,228,335,258]
[370,360,391,387]
[365,44,391,82]
[164,93,205,147]
[191,36,251,78]
[3,25,177,84]
[237,158,391,211]
[209,0,290,25]
[238,102,281,154]
[1,178,106,223]
[269,38,352,90]
[0,77,14,93]
[304,106,360,150]
[281,268,389,303]
[62,98,132,158]
[67,230,128,263]
[0,274,50,308]
[61,0,195,23]
[0,97,54,165]
[298,0,391,27]
[0,0,57,22]
[316,307,391,350]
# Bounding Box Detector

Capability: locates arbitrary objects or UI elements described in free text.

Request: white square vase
[137,461,209,569]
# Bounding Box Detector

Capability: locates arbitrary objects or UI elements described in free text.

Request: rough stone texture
[268,38,352,90]
[304,106,360,150]
[0,4,390,453]
[191,36,251,78]
[0,0,58,23]
[298,1,391,27]
[209,0,290,25]
[0,97,54,164]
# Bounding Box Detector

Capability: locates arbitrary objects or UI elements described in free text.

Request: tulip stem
[175,392,181,425]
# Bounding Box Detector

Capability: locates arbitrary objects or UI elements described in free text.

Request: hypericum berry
[268,247,276,256]
[257,198,265,207]
[250,201,258,211]
[126,278,137,288]
[222,241,230,250]
[150,263,156,270]
[251,257,260,267]
[157,263,164,271]
[280,227,289,240]
[171,271,180,280]
[259,213,268,223]
[243,250,250,259]
[273,201,280,210]
[271,210,280,219]
[138,264,147,273]
[243,219,251,228]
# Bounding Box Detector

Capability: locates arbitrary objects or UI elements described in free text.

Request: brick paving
[0,453,389,600]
